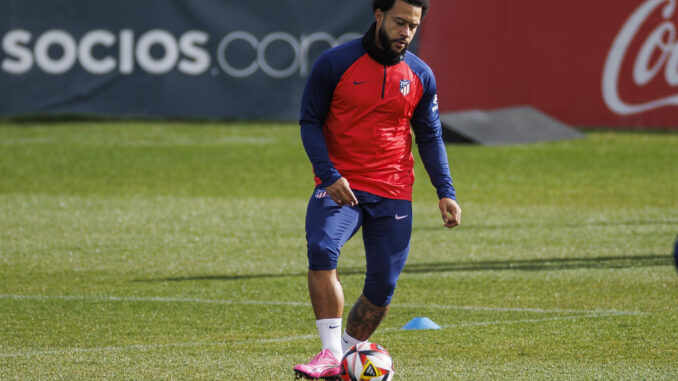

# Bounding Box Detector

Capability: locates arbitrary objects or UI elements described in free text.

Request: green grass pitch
[1,121,677,379]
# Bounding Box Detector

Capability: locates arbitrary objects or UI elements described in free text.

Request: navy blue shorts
[305,188,412,306]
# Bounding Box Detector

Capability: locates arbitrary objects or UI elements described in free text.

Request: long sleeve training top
[300,23,456,202]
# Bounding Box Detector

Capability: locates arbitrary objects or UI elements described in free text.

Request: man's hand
[326,177,358,207]
[439,198,461,228]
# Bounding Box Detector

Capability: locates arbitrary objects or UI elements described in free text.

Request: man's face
[375,0,422,56]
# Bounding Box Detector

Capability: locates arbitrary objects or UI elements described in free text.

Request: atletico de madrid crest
[314,188,327,199]
[399,79,410,96]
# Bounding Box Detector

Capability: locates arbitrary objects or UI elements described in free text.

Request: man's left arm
[411,73,461,228]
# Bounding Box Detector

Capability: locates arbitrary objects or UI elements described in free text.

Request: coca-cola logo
[603,0,678,115]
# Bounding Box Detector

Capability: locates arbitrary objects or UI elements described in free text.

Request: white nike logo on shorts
[394,214,408,220]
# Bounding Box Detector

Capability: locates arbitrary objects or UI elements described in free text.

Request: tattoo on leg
[345,295,390,341]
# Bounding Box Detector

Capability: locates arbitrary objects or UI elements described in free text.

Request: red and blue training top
[300,24,456,202]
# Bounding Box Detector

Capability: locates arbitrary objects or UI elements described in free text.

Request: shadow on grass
[403,254,671,273]
[139,254,673,282]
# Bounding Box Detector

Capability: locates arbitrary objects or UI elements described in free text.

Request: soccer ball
[340,341,394,381]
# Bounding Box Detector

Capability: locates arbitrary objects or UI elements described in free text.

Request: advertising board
[420,0,678,128]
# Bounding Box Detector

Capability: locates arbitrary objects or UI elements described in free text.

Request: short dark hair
[373,0,429,18]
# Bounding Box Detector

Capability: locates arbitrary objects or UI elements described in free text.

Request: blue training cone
[401,317,442,330]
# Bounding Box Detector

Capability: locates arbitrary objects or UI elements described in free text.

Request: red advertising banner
[419,0,678,129]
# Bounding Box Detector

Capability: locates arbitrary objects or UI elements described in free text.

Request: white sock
[316,318,343,360]
[341,330,365,354]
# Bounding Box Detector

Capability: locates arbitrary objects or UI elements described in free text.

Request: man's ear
[374,9,384,28]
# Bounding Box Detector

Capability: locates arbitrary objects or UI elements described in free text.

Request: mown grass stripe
[0,334,319,359]
[0,312,638,359]
[0,294,308,307]
[1,294,642,315]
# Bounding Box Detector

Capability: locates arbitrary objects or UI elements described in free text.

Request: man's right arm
[299,54,358,206]
[299,53,342,188]
[300,123,341,188]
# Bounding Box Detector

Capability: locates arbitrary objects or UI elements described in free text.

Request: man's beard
[378,25,408,58]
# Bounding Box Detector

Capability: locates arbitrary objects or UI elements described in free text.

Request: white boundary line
[441,312,641,328]
[0,294,641,315]
[393,302,638,315]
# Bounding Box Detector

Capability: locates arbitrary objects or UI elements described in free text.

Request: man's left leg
[342,198,412,351]
[342,294,390,351]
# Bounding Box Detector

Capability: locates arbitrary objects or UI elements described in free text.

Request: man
[294,0,461,379]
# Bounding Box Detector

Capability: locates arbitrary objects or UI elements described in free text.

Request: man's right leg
[294,188,362,379]
[309,269,344,319]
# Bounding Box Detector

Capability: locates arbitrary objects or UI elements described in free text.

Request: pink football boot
[294,349,342,380]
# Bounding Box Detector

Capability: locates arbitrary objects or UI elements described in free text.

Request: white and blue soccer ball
[340,341,394,381]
